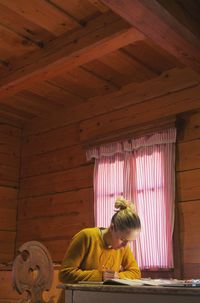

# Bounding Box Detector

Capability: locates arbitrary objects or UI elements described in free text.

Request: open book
[106,278,200,287]
[79,278,200,287]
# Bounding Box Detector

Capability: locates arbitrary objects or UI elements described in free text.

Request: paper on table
[78,278,200,287]
[103,278,200,287]
[78,281,104,284]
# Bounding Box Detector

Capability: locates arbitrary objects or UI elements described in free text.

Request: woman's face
[110,225,140,249]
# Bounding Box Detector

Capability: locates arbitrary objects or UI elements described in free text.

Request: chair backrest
[12,241,54,303]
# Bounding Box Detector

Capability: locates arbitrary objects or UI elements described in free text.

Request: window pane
[95,154,124,228]
[94,145,174,269]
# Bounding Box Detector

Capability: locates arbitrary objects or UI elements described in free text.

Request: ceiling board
[48,0,99,22]
[102,0,200,73]
[123,40,183,74]
[0,0,79,35]
[0,2,55,44]
[0,12,144,99]
[28,81,84,106]
[51,66,117,99]
[0,1,199,125]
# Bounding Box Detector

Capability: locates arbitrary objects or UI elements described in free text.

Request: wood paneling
[0,23,36,57]
[0,2,54,45]
[177,140,200,171]
[0,269,62,303]
[157,0,200,40]
[20,165,93,198]
[183,263,200,280]
[176,111,200,278]
[42,0,98,22]
[0,12,145,99]
[0,270,21,302]
[0,166,19,188]
[0,0,199,127]
[87,0,109,13]
[18,216,91,242]
[0,115,24,128]
[0,123,20,187]
[24,68,200,135]
[18,188,93,220]
[1,3,199,299]
[22,124,79,156]
[41,240,72,263]
[0,187,17,207]
[18,72,200,273]
[0,231,16,263]
[18,127,94,260]
[179,201,200,278]
[51,66,117,99]
[17,59,99,262]
[98,49,156,83]
[0,103,34,121]
[21,145,86,178]
[0,124,21,150]
[0,208,16,231]
[177,111,200,142]
[79,84,200,142]
[123,40,183,74]
[0,124,21,264]
[0,139,20,191]
[17,124,94,262]
[177,169,200,202]
[0,0,79,35]
[179,201,200,261]
[102,0,200,72]
[28,81,84,107]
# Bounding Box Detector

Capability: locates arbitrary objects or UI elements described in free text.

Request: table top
[58,283,200,296]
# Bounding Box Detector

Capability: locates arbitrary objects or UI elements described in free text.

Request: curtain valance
[87,128,176,161]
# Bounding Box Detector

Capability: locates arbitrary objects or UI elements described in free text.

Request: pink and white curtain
[86,128,176,269]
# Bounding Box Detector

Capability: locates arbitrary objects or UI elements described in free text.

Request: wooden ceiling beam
[101,0,200,73]
[0,12,145,100]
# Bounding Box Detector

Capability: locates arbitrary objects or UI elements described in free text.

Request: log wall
[17,125,94,262]
[177,111,200,278]
[0,124,21,263]
[18,68,200,278]
[0,269,62,303]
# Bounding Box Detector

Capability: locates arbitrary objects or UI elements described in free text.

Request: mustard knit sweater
[59,227,141,283]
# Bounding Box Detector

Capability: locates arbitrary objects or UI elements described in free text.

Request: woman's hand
[103,270,119,281]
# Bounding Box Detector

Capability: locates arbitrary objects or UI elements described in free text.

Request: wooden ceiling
[0,0,199,127]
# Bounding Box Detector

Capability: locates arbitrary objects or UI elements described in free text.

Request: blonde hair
[111,197,141,231]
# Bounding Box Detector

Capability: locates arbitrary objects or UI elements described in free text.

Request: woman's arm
[118,245,141,279]
[59,230,103,283]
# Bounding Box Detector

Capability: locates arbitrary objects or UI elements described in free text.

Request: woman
[59,197,141,283]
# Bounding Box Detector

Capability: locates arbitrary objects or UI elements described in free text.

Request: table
[59,283,200,303]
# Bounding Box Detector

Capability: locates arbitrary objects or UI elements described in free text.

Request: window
[87,129,176,269]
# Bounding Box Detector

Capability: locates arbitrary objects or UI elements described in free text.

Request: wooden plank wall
[0,269,63,303]
[18,68,200,278]
[0,270,22,303]
[177,111,200,278]
[17,124,94,262]
[0,124,21,263]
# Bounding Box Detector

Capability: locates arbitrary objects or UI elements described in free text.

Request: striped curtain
[87,128,176,269]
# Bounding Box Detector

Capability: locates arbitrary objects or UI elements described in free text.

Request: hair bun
[115,196,135,212]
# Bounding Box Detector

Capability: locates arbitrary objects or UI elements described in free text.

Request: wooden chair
[12,241,54,303]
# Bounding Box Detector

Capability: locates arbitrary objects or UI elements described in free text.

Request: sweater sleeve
[59,230,102,283]
[118,245,141,279]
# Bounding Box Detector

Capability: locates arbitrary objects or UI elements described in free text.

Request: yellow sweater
[59,227,141,283]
